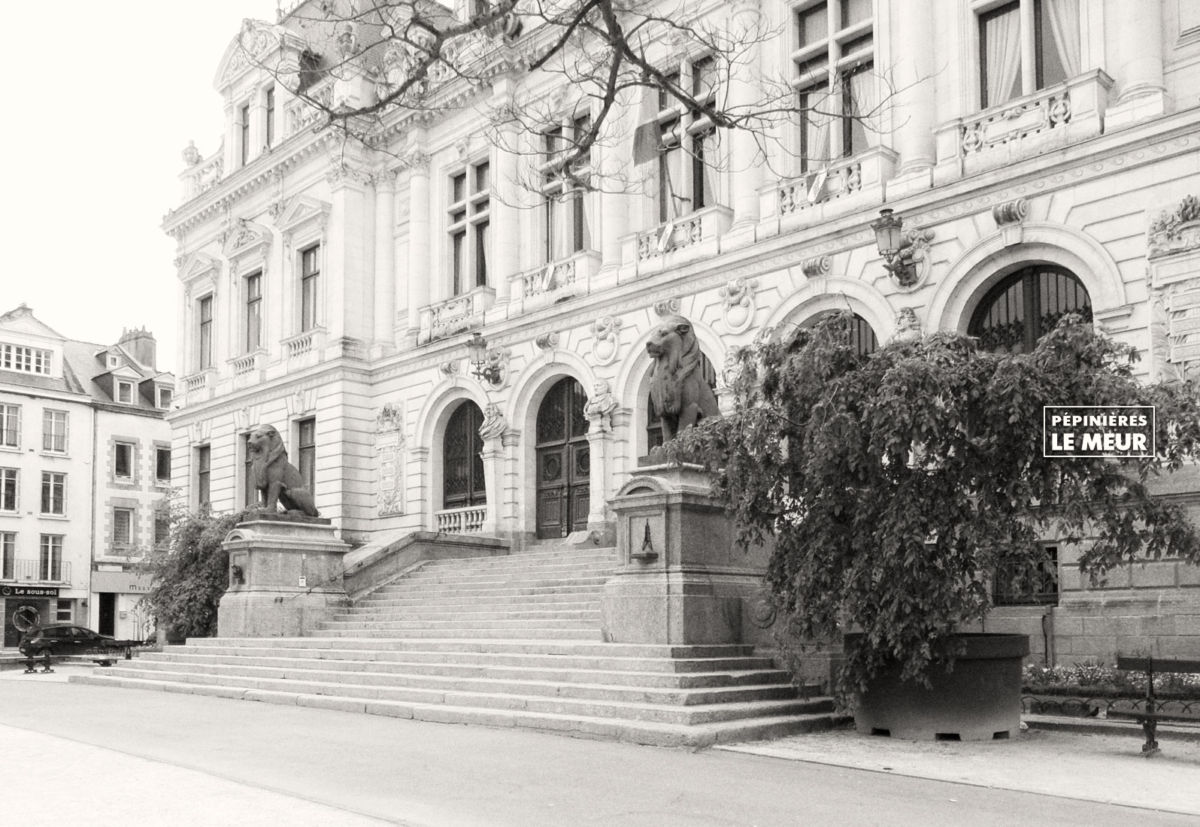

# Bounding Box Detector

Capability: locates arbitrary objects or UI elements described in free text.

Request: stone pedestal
[217,516,351,638]
[601,464,769,645]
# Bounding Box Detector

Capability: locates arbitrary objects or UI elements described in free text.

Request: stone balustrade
[509,250,600,313]
[935,70,1112,180]
[629,205,733,267]
[419,286,496,343]
[435,505,487,534]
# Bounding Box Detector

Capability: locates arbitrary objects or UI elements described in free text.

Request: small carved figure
[583,379,618,432]
[246,424,319,517]
[645,314,720,442]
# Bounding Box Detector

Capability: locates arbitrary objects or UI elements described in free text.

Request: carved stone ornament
[718,278,759,334]
[749,588,778,630]
[721,346,748,390]
[802,255,831,278]
[440,360,460,377]
[478,403,507,441]
[182,140,201,167]
[892,227,935,290]
[894,307,921,340]
[375,401,406,517]
[376,402,404,435]
[591,316,622,366]
[482,345,511,387]
[535,332,560,350]
[1148,195,1200,259]
[654,298,682,317]
[992,197,1029,226]
[583,379,618,433]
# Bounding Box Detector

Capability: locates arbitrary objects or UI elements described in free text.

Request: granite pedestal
[217,516,350,638]
[601,464,770,645]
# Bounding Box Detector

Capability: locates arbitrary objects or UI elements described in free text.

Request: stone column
[599,92,634,269]
[325,161,371,345]
[491,127,520,305]
[727,0,763,231]
[891,0,935,180]
[373,170,396,351]
[583,386,618,543]
[1106,0,1167,125]
[405,152,431,335]
[479,403,508,536]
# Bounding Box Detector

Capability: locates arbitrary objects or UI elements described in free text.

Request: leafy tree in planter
[666,314,1200,699]
[138,508,252,641]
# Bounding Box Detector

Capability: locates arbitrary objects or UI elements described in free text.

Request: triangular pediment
[222,218,273,260]
[0,305,65,342]
[177,251,222,284]
[214,20,301,90]
[276,195,332,234]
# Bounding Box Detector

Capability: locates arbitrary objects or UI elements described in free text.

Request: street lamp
[466,332,503,384]
[871,208,919,287]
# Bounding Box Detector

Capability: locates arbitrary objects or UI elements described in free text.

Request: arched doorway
[535,377,590,538]
[790,312,879,356]
[969,265,1091,353]
[443,401,486,510]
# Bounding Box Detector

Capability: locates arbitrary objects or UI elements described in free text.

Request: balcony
[282,327,327,369]
[283,80,333,139]
[180,147,224,201]
[935,69,1112,180]
[419,286,496,343]
[435,505,486,535]
[181,368,215,402]
[771,146,897,234]
[624,205,733,276]
[1,558,72,586]
[509,250,600,314]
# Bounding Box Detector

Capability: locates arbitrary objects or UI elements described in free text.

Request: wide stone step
[79,667,820,725]
[330,605,600,621]
[318,627,603,640]
[360,584,607,602]
[68,674,834,747]
[108,661,799,706]
[356,592,603,609]
[184,638,757,658]
[418,550,618,567]
[378,575,613,591]
[317,618,600,632]
[136,652,792,689]
[150,645,777,674]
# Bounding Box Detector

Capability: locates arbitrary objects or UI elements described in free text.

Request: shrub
[137,508,251,641]
[667,314,1200,701]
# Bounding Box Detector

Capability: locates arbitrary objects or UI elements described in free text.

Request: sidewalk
[720,723,1200,816]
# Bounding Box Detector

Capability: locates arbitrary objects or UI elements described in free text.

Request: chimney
[118,327,157,371]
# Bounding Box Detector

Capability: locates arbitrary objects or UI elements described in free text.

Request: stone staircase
[72,544,836,747]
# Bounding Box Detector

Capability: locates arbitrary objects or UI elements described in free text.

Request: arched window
[791,312,879,357]
[969,266,1091,353]
[443,401,485,509]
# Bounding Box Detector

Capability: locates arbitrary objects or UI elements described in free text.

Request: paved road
[0,666,1192,826]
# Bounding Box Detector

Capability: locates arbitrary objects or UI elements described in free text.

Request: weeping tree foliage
[138,509,251,641]
[667,314,1200,698]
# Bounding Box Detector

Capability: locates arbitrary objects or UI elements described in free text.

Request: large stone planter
[848,633,1030,741]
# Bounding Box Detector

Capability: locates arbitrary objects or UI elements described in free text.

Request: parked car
[18,624,132,666]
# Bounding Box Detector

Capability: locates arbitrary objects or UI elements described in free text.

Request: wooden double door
[535,378,590,539]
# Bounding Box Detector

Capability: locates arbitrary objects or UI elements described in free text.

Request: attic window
[157,387,173,410]
[116,381,134,404]
[108,355,119,368]
[0,344,51,375]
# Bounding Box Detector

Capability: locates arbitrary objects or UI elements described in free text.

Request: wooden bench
[1111,655,1200,755]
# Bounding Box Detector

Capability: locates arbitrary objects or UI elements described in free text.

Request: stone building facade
[0,306,174,645]
[167,0,1200,661]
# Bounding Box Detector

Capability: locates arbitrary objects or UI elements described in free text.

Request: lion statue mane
[246,424,320,517]
[645,314,720,442]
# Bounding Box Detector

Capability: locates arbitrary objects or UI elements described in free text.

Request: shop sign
[0,585,60,598]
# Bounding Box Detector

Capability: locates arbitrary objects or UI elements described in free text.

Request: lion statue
[646,314,720,442]
[246,424,319,517]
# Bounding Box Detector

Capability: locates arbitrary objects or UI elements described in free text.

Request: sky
[2,1,281,374]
